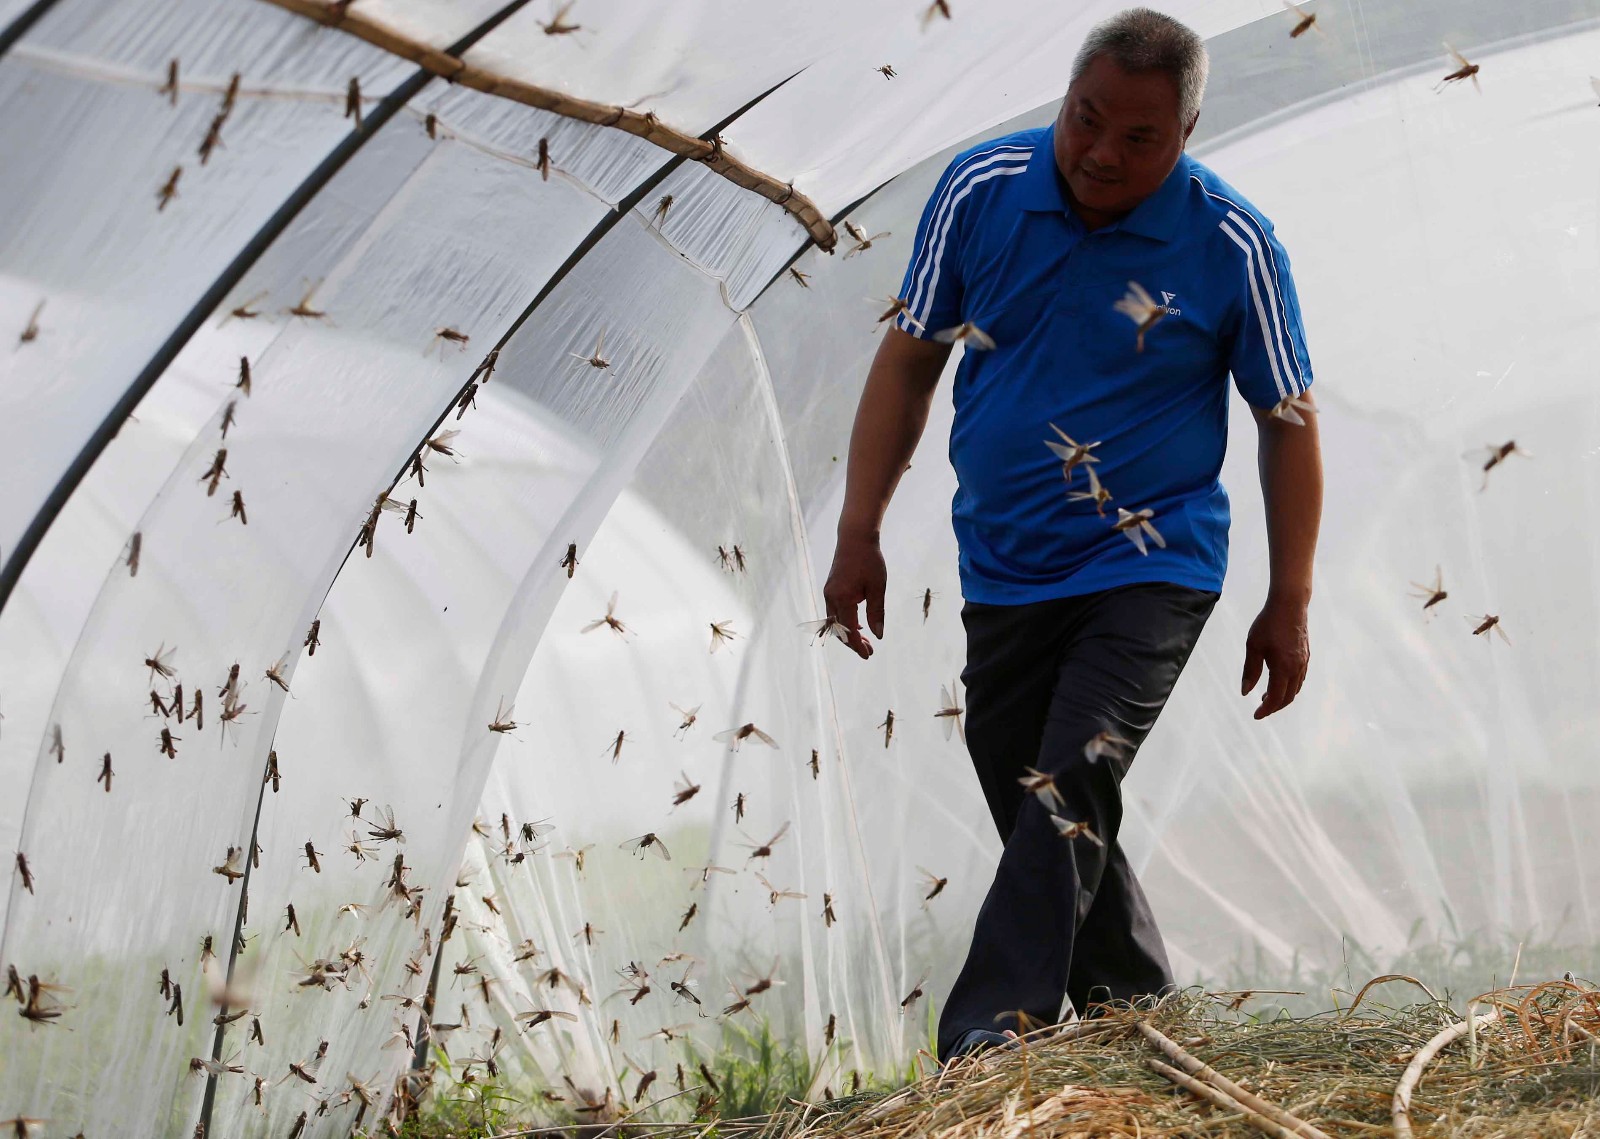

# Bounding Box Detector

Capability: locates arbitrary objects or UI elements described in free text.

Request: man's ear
[1182,113,1200,145]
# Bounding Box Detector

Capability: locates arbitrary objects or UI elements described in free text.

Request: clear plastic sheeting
[0,0,411,570]
[2,0,1599,1134]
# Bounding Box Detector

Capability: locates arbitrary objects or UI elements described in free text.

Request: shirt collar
[1018,123,1192,244]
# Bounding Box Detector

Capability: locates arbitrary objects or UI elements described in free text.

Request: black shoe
[944,1028,1013,1064]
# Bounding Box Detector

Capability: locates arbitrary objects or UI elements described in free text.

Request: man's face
[1055,53,1194,220]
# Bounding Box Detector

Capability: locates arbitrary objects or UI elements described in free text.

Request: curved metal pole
[0,0,60,61]
[187,14,538,1137]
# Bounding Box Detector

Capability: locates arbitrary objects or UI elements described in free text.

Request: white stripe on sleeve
[901,146,1033,329]
[1219,218,1289,401]
[1194,180,1306,394]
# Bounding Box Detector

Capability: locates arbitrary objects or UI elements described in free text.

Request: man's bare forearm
[1254,393,1323,605]
[837,329,952,540]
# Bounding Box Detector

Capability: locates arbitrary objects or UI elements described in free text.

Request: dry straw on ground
[739,979,1600,1139]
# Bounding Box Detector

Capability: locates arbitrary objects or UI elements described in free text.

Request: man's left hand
[1241,597,1309,719]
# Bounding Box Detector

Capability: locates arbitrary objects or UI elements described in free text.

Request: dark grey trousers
[935,582,1219,1059]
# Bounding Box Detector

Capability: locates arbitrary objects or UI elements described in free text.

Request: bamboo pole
[1136,1021,1335,1139]
[260,0,839,250]
[1391,1008,1502,1139]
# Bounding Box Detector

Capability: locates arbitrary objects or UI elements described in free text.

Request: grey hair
[1069,8,1209,127]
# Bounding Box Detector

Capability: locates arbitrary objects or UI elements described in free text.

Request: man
[822,8,1323,1062]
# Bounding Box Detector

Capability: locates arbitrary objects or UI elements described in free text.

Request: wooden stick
[1146,1058,1303,1139]
[1391,1009,1502,1139]
[1136,1021,1335,1139]
[259,0,839,251]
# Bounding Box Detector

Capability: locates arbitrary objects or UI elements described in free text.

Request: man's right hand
[823,533,887,661]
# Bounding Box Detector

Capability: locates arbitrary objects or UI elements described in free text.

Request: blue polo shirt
[893,123,1314,605]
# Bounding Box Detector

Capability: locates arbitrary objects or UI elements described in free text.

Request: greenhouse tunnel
[1,0,1598,1133]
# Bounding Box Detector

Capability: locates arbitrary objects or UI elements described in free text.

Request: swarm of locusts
[2,3,1567,1134]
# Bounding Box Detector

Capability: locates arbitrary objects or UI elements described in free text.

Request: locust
[1052,815,1105,847]
[1084,729,1132,764]
[213,847,245,883]
[708,620,738,653]
[198,112,227,164]
[145,642,177,684]
[537,0,582,35]
[934,681,965,741]
[714,722,778,750]
[878,709,895,748]
[901,970,930,1012]
[756,872,807,908]
[287,283,328,321]
[670,701,700,737]
[1019,766,1064,809]
[876,63,896,79]
[800,615,851,646]
[200,448,228,496]
[229,297,266,324]
[18,300,43,345]
[686,863,736,886]
[425,428,461,460]
[255,653,288,696]
[1466,440,1530,490]
[789,267,811,288]
[1467,613,1511,644]
[1269,393,1317,425]
[620,832,671,860]
[488,698,519,735]
[933,321,996,349]
[560,542,579,578]
[1113,281,1166,352]
[671,771,701,808]
[157,166,182,211]
[1436,42,1481,92]
[345,77,362,127]
[1045,423,1103,485]
[1283,1,1318,38]
[843,220,890,258]
[469,347,500,385]
[874,295,923,331]
[429,326,470,356]
[569,330,612,372]
[1068,463,1113,515]
[156,58,179,104]
[740,821,790,863]
[1409,565,1448,611]
[581,591,629,637]
[365,804,404,844]
[1112,507,1165,555]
